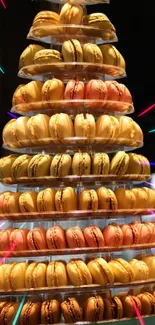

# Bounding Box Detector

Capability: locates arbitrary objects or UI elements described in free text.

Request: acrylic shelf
[34,0,110,5]
[0,208,154,222]
[18,62,126,83]
[1,174,151,188]
[27,25,117,45]
[2,138,143,155]
[11,100,134,117]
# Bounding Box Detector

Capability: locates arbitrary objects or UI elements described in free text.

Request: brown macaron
[61,297,83,323]
[84,296,104,322]
[41,300,61,324]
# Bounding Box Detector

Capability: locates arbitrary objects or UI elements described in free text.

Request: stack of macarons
[1,291,155,324]
[0,256,154,291]
[0,187,155,214]
[0,152,150,180]
[12,79,133,110]
[2,113,143,147]
[0,222,155,252]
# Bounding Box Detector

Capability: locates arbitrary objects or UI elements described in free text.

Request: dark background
[0,0,155,169]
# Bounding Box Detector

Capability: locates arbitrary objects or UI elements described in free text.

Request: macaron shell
[84,295,104,321]
[37,188,56,212]
[27,227,47,250]
[87,258,114,285]
[46,226,67,249]
[97,187,118,210]
[103,224,123,247]
[41,300,61,324]
[79,189,98,211]
[0,302,20,325]
[11,262,28,289]
[84,226,105,247]
[19,191,38,212]
[66,227,86,248]
[55,187,77,212]
[67,260,92,286]
[61,297,83,323]
[33,262,47,288]
[20,302,41,325]
[34,49,62,64]
[11,154,31,179]
[47,261,68,287]
[9,228,29,251]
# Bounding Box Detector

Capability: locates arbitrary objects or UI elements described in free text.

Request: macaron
[103,224,123,247]
[72,153,91,175]
[2,119,18,148]
[13,116,31,146]
[99,44,126,69]
[84,296,104,322]
[87,257,114,285]
[79,189,98,211]
[46,226,67,249]
[27,227,47,250]
[83,13,115,33]
[49,113,74,144]
[27,154,52,177]
[129,259,149,280]
[121,223,140,246]
[20,302,41,325]
[146,222,155,243]
[67,259,92,286]
[74,113,96,143]
[114,188,136,209]
[41,300,61,324]
[0,228,13,251]
[126,153,150,175]
[120,295,141,317]
[142,256,155,278]
[10,262,28,289]
[12,81,43,107]
[84,225,105,247]
[108,258,135,283]
[41,78,65,107]
[96,115,119,144]
[0,264,10,289]
[11,154,31,179]
[143,187,155,208]
[85,79,107,108]
[25,262,47,288]
[19,191,38,212]
[37,188,56,212]
[62,39,83,62]
[47,261,68,287]
[117,116,137,144]
[19,44,45,69]
[2,192,21,213]
[50,154,72,177]
[32,10,59,37]
[61,297,83,323]
[83,43,103,63]
[0,191,12,213]
[55,187,77,212]
[0,302,7,313]
[0,155,18,179]
[34,49,62,65]
[66,226,86,248]
[137,292,155,315]
[97,187,118,210]
[105,81,132,103]
[0,302,20,325]
[59,3,83,33]
[92,153,110,175]
[27,114,50,145]
[131,188,148,208]
[103,296,123,320]
[110,151,129,175]
[64,79,85,107]
[9,228,29,251]
[132,222,152,244]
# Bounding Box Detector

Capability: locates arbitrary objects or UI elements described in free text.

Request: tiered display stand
[1,0,155,324]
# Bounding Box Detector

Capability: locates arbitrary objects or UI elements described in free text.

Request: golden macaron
[59,3,83,33]
[11,154,31,179]
[72,153,91,175]
[37,188,56,212]
[49,113,74,144]
[27,114,50,144]
[110,151,129,175]
[0,155,18,179]
[79,189,98,211]
[96,115,119,144]
[41,78,65,107]
[62,39,83,62]
[67,259,92,286]
[92,153,110,175]
[74,113,96,144]
[97,187,118,210]
[12,81,43,107]
[19,191,38,212]
[108,258,135,283]
[32,11,59,37]
[27,154,52,177]
[50,154,72,177]
[47,261,68,287]
[83,43,103,63]
[114,188,136,209]
[55,187,77,212]
[100,44,125,69]
[34,49,62,65]
[87,257,114,285]
[129,259,149,280]
[19,44,45,69]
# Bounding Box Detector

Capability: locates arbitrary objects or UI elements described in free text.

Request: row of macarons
[0,222,155,252]
[0,152,150,180]
[29,7,115,36]
[0,256,154,291]
[0,187,155,214]
[3,114,143,148]
[12,79,132,108]
[1,291,155,325]
[2,291,155,325]
[19,42,125,67]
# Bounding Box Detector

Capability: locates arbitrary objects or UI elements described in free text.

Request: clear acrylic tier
[34,0,110,5]
[2,138,143,155]
[18,63,126,82]
[27,25,117,45]
[11,100,134,117]
[0,209,154,222]
[1,174,150,187]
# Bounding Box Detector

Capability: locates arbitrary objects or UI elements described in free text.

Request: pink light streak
[130,296,144,325]
[0,0,6,9]
[138,103,155,117]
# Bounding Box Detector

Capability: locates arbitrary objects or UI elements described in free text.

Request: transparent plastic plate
[0,278,155,296]
[18,63,126,82]
[34,0,110,5]
[0,209,154,222]
[0,243,154,258]
[1,174,151,187]
[11,100,134,117]
[2,138,143,155]
[28,25,117,45]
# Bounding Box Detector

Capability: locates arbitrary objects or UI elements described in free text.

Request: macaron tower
[0,0,155,324]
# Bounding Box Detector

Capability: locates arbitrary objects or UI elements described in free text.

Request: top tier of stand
[34,0,110,6]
